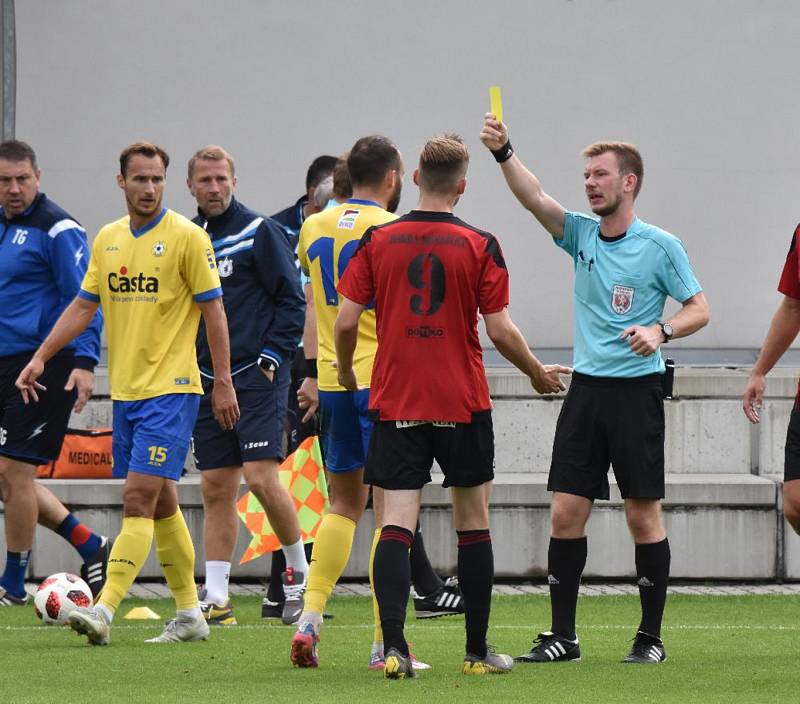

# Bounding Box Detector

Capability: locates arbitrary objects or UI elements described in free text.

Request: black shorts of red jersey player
[365,412,495,491]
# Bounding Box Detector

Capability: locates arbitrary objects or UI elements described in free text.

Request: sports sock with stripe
[98,516,154,615]
[457,529,493,658]
[55,513,103,561]
[374,525,413,657]
[548,536,587,641]
[635,538,670,638]
[303,513,356,615]
[154,509,198,612]
[0,550,31,598]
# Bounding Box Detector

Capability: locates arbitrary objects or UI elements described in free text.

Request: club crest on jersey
[337,208,359,230]
[152,241,167,257]
[218,257,233,278]
[611,283,635,314]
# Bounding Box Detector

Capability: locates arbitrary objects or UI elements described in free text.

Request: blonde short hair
[187,145,235,179]
[582,141,643,197]
[418,133,469,194]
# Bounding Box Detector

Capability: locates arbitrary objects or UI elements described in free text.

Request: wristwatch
[258,358,277,373]
[659,322,674,343]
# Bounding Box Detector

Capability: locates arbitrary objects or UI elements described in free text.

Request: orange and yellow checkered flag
[236,435,329,564]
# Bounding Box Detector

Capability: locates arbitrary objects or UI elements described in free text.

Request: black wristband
[491,140,514,163]
[305,358,318,379]
[73,356,97,372]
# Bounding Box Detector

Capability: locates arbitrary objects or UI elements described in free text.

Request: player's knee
[122,485,159,518]
[201,482,235,507]
[625,504,662,542]
[329,496,366,523]
[550,505,584,537]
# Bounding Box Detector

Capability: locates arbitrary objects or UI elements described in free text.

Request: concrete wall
[13,0,800,349]
[4,367,798,582]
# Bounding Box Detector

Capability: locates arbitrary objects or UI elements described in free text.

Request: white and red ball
[34,572,93,624]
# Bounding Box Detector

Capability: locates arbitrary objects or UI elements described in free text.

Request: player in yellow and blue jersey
[16,142,239,646]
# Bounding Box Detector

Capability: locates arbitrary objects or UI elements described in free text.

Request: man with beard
[17,142,239,645]
[186,145,307,627]
[290,135,415,669]
[479,117,709,664]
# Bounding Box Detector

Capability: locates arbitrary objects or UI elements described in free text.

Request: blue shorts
[318,389,372,472]
[112,393,200,481]
[193,363,290,470]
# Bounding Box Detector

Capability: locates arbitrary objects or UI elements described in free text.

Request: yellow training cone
[123,606,161,620]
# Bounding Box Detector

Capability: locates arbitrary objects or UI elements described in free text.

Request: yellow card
[489,86,503,123]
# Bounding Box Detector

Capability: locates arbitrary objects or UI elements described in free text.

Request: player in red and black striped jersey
[335,134,571,678]
[744,224,800,533]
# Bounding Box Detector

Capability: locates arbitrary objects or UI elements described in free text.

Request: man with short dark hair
[335,133,569,678]
[17,141,239,645]
[290,135,403,668]
[0,139,107,606]
[480,115,709,664]
[271,155,338,249]
[186,145,307,626]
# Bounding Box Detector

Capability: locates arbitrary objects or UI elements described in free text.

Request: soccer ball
[34,572,93,625]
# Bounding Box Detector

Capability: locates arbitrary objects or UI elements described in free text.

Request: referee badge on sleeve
[611,283,634,314]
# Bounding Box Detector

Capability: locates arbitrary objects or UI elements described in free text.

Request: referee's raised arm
[480,113,566,238]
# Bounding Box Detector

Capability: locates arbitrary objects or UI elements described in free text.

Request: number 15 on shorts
[148,445,168,466]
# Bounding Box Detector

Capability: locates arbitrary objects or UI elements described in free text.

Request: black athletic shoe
[261,597,284,619]
[622,631,666,664]
[0,586,29,606]
[515,632,581,663]
[384,647,417,679]
[80,537,112,598]
[414,582,464,618]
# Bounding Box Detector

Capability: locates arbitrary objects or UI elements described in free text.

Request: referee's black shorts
[548,372,665,501]
[365,411,495,490]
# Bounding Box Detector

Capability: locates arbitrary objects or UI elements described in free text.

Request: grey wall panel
[13,1,800,349]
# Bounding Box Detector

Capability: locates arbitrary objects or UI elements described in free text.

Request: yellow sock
[154,509,198,612]
[369,527,383,644]
[304,513,356,615]
[98,516,154,615]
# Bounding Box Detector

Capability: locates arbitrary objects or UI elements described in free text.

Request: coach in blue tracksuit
[0,140,104,605]
[188,145,308,624]
[480,117,709,665]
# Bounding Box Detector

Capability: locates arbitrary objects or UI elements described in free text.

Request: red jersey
[778,225,800,299]
[778,225,800,404]
[337,210,509,422]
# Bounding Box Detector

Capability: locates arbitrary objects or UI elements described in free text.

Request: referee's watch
[659,322,674,343]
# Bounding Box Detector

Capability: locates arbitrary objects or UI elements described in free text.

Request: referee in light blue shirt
[480,115,709,666]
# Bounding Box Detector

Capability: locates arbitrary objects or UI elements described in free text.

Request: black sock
[635,538,670,638]
[410,521,444,597]
[457,529,493,658]
[375,525,413,656]
[548,536,587,641]
[267,542,313,602]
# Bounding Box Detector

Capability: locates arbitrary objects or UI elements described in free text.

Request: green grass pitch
[1,593,797,703]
